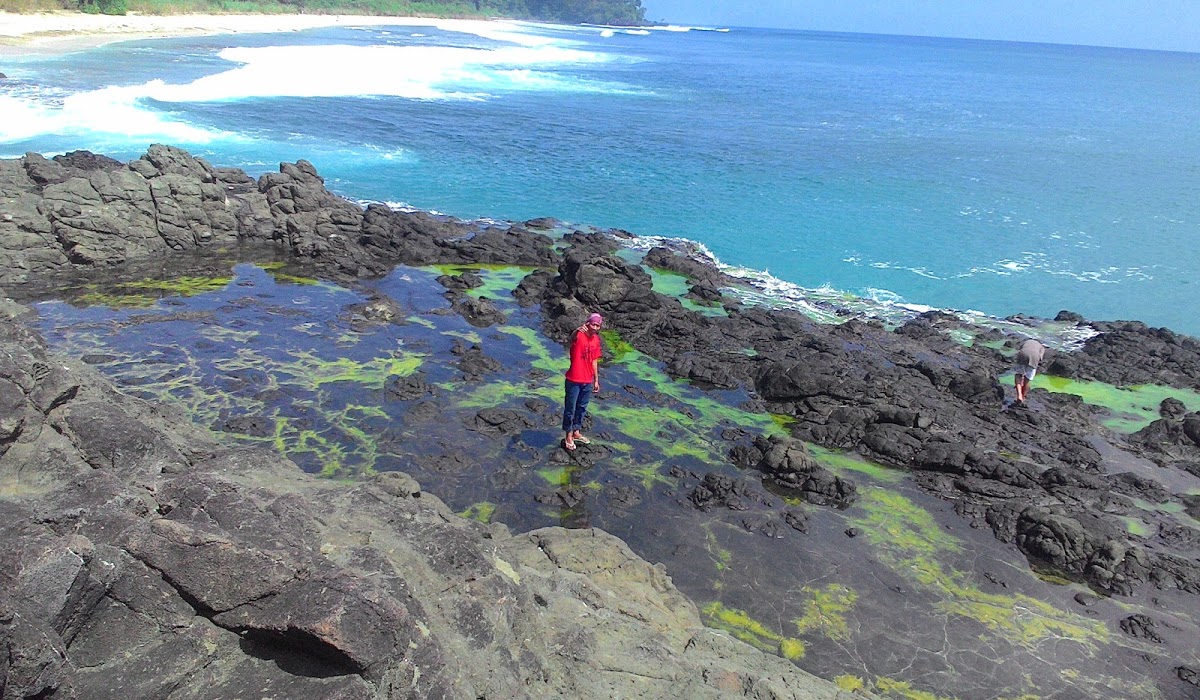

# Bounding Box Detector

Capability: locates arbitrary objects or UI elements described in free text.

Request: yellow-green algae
[834,675,866,692]
[792,584,857,642]
[850,486,1109,650]
[459,325,790,490]
[646,267,728,317]
[808,444,905,484]
[457,501,497,523]
[93,341,428,477]
[497,326,561,373]
[443,330,483,344]
[704,526,734,573]
[1027,374,1200,432]
[1120,516,1154,538]
[74,274,234,308]
[599,329,636,364]
[259,262,320,286]
[700,602,806,660]
[536,466,572,487]
[428,264,537,301]
[874,678,957,700]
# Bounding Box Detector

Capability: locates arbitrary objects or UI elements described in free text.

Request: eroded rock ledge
[0,299,860,699]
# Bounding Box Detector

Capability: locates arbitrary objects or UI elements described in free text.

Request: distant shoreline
[0,11,505,57]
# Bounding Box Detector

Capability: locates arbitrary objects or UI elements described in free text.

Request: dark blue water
[3,22,1199,333]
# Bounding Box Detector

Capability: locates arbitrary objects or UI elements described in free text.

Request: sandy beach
[0,11,492,56]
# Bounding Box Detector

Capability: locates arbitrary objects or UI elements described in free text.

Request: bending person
[1013,338,1046,404]
[562,312,604,451]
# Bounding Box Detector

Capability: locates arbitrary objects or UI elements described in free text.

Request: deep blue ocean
[3,21,1199,335]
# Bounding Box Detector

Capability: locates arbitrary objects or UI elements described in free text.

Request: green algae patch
[875,677,956,700]
[537,466,572,487]
[1120,516,1154,538]
[458,501,498,523]
[809,444,905,484]
[599,329,636,364]
[230,348,425,389]
[259,262,320,286]
[75,275,234,308]
[408,316,438,329]
[429,264,537,301]
[449,379,557,410]
[770,413,795,430]
[646,267,728,317]
[1029,374,1200,432]
[498,326,561,373]
[835,675,866,692]
[704,526,734,573]
[793,584,857,642]
[850,486,1109,651]
[778,637,806,661]
[443,330,483,345]
[701,602,805,660]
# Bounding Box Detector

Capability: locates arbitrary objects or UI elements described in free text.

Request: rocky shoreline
[3,145,1200,699]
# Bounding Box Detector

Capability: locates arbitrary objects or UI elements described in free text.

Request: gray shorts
[1015,364,1037,381]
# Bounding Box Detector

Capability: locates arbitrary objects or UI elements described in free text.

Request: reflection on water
[32,263,1199,700]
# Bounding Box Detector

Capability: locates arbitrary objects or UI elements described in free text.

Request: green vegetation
[792,584,857,642]
[646,267,728,317]
[1028,374,1200,432]
[428,264,536,303]
[5,0,646,24]
[850,486,1110,650]
[457,501,497,523]
[74,275,232,308]
[700,602,807,661]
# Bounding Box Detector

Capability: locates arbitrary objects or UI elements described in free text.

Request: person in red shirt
[563,312,603,451]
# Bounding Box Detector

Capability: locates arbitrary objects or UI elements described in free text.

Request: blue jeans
[562,380,594,433]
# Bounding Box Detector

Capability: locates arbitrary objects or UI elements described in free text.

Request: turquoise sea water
[3,21,1199,334]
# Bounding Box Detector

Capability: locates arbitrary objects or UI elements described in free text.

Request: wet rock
[522,217,558,230]
[451,340,502,381]
[535,486,586,509]
[1178,666,1199,687]
[437,270,483,291]
[470,408,536,437]
[688,472,762,511]
[1160,397,1188,418]
[1118,614,1163,642]
[384,371,433,401]
[219,415,275,438]
[732,434,857,506]
[1014,507,1149,594]
[784,508,808,533]
[451,294,506,327]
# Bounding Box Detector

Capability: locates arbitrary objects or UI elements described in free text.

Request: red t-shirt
[565,327,602,383]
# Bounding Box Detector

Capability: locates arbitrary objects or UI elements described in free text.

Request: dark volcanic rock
[0,303,854,700]
[1119,614,1163,642]
[732,435,857,506]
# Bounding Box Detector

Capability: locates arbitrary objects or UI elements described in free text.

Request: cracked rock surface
[0,301,863,700]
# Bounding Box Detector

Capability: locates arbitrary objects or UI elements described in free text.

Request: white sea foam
[0,92,229,144]
[0,25,642,146]
[617,231,1097,348]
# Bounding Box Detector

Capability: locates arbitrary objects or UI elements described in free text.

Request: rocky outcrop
[0,301,864,699]
[1,146,561,293]
[4,147,1200,691]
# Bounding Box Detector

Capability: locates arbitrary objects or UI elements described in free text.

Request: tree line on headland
[4,0,645,26]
